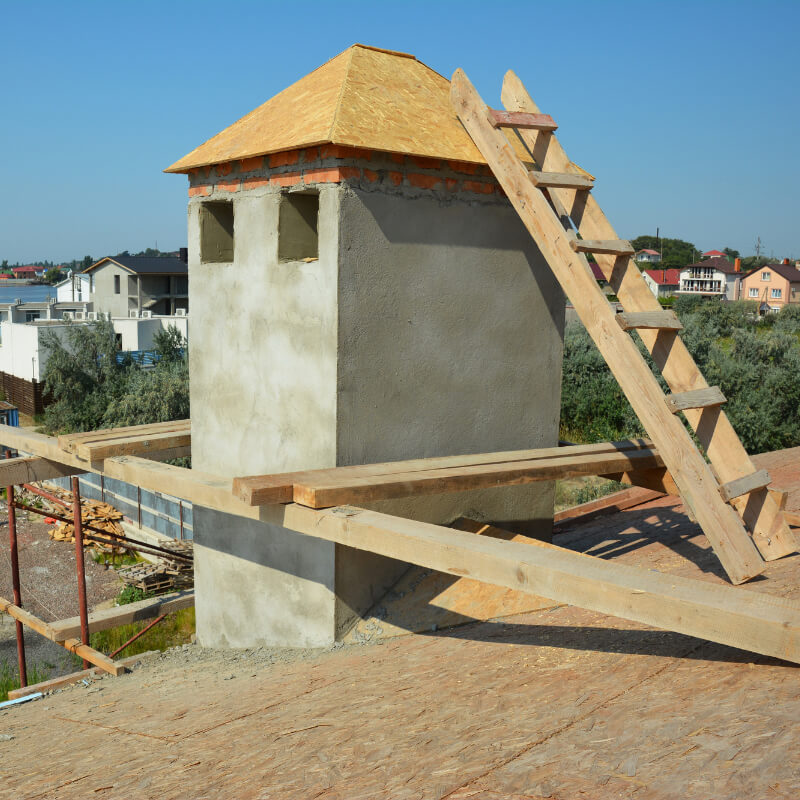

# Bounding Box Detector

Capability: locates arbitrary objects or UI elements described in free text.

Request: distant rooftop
[83,255,188,276]
[166,44,491,173]
[685,256,739,274]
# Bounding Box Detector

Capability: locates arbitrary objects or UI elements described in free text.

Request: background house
[55,271,91,303]
[82,252,189,317]
[635,248,661,264]
[740,260,800,313]
[643,268,680,298]
[678,256,742,300]
[12,265,43,280]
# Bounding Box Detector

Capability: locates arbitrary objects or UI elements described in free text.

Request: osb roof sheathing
[165,44,489,173]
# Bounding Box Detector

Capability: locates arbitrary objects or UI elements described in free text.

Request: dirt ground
[0,503,122,680]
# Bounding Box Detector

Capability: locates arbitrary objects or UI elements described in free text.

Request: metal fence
[49,472,192,540]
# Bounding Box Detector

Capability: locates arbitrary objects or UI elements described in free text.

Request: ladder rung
[571,239,635,257]
[719,469,772,503]
[616,311,683,332]
[529,171,594,190]
[665,386,726,415]
[488,108,558,131]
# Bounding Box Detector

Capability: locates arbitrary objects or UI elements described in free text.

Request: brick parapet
[186,146,505,202]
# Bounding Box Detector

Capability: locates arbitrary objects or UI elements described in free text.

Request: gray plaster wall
[188,181,565,648]
[331,187,565,634]
[189,185,342,648]
[90,262,134,317]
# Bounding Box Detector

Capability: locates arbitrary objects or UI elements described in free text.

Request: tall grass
[0,660,50,702]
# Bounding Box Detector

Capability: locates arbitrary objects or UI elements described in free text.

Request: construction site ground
[1,448,799,799]
[0,508,122,679]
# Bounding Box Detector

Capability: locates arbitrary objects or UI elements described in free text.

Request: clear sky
[1,0,797,264]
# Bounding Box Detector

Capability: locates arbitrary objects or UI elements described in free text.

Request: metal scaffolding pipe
[6,480,27,687]
[72,477,90,670]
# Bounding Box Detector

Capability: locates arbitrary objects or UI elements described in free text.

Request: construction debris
[118,541,194,594]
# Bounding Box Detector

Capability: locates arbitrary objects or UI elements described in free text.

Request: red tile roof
[589,263,606,281]
[637,249,660,256]
[644,268,680,285]
[703,250,726,257]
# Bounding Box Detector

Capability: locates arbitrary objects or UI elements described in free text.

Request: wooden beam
[48,590,194,641]
[529,170,594,190]
[77,429,192,461]
[615,311,683,331]
[553,487,664,525]
[500,70,796,563]
[720,470,772,504]
[269,503,800,664]
[290,449,665,509]
[665,387,727,414]
[0,426,258,519]
[233,440,662,507]
[488,108,557,131]
[0,596,122,676]
[452,68,764,585]
[58,420,191,453]
[8,651,158,700]
[571,239,635,257]
[0,456,83,486]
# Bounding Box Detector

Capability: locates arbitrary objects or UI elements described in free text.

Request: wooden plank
[720,470,772,504]
[0,426,259,520]
[784,510,800,527]
[0,595,123,676]
[488,108,557,131]
[49,590,194,641]
[0,456,83,486]
[292,448,666,509]
[452,68,764,584]
[571,239,635,256]
[233,439,660,506]
[58,420,191,453]
[616,311,683,331]
[665,387,726,414]
[77,429,192,461]
[501,70,797,562]
[608,467,681,496]
[553,487,664,525]
[529,170,594,190]
[270,503,800,664]
[8,651,158,700]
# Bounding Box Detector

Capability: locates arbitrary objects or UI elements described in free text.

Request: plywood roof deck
[165,44,489,173]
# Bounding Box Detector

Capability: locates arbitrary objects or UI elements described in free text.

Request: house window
[25,311,40,323]
[114,275,120,294]
[771,288,782,299]
[279,192,319,261]
[749,288,758,298]
[200,201,235,263]
[115,333,123,351]
[761,271,771,281]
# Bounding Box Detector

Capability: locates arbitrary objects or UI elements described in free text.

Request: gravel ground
[0,503,123,680]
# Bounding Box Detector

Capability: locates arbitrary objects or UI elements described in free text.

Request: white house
[55,272,92,303]
[636,249,661,264]
[642,268,680,298]
[678,256,742,301]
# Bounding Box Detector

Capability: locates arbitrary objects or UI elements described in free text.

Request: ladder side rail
[500,70,796,561]
[451,69,764,585]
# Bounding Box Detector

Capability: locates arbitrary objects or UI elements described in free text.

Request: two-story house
[678,256,742,300]
[740,260,800,313]
[82,252,189,316]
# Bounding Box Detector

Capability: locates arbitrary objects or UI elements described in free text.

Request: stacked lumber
[28,485,128,554]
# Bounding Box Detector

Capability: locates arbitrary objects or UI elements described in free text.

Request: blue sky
[0,0,797,263]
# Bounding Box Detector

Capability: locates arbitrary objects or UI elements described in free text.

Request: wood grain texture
[275,503,800,664]
[233,439,660,506]
[0,456,83,486]
[530,170,594,190]
[720,470,772,504]
[452,68,763,584]
[665,387,726,414]
[571,239,635,256]
[500,69,796,562]
[616,311,683,331]
[58,419,190,453]
[488,108,557,131]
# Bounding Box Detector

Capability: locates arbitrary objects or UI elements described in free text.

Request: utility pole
[755,236,762,258]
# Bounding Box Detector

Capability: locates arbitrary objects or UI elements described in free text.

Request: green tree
[631,236,699,269]
[723,247,740,260]
[81,255,93,270]
[44,267,62,284]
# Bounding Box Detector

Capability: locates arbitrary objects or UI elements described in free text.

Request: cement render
[189,180,565,648]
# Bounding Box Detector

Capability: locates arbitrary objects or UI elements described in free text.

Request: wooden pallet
[449,69,797,584]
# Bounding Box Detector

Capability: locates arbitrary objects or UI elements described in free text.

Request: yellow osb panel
[166,44,494,173]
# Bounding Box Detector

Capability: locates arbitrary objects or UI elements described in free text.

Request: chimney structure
[734,257,741,272]
[166,45,565,648]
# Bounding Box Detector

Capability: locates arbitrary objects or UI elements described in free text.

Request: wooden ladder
[451,70,797,585]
